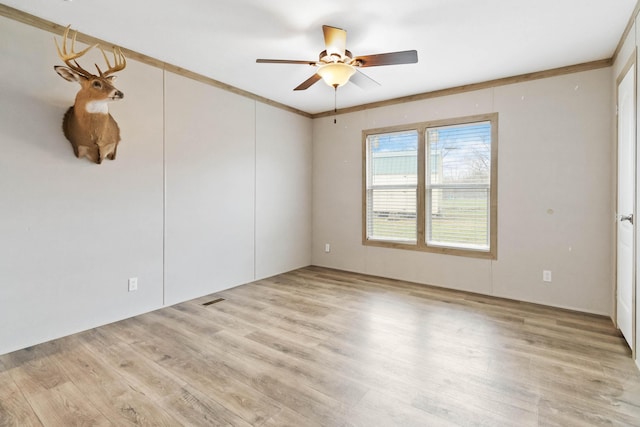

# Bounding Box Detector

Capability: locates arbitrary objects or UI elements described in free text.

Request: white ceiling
[4,0,636,114]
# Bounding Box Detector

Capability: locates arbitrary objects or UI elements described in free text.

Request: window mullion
[417,125,426,248]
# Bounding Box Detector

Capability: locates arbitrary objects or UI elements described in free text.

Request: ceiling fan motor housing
[318,49,355,65]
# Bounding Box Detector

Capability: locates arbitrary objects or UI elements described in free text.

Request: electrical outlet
[128,277,138,292]
[325,243,331,253]
[542,270,552,283]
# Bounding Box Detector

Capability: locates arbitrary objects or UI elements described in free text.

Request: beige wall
[0,17,312,355]
[164,71,256,304]
[255,103,313,280]
[313,68,613,315]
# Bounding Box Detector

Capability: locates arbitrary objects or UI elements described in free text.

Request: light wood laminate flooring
[1,266,640,426]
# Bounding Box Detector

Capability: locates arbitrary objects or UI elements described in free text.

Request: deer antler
[96,46,127,78]
[55,25,98,78]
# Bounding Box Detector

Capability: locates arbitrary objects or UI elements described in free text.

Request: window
[363,114,498,259]
[365,130,418,243]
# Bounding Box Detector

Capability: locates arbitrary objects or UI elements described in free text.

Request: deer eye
[92,81,102,89]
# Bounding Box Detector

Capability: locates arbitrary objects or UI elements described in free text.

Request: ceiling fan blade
[350,69,380,89]
[354,50,418,67]
[294,73,322,91]
[256,59,317,65]
[322,25,347,57]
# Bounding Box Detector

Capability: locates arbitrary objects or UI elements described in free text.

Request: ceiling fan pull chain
[334,85,338,124]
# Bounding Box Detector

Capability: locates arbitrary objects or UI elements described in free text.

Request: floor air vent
[202,298,225,306]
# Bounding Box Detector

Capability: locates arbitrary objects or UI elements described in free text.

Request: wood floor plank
[205,328,370,408]
[0,368,43,427]
[1,266,639,426]
[134,314,357,426]
[48,336,182,426]
[110,313,284,425]
[78,329,190,406]
[27,381,113,427]
[2,341,71,394]
[261,405,323,427]
[171,301,260,337]
[347,389,461,427]
[161,384,254,427]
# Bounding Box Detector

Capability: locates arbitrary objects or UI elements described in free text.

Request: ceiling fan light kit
[317,62,356,88]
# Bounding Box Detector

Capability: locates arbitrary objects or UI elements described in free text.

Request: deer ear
[54,66,85,83]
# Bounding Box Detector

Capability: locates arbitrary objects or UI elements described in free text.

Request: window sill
[363,238,497,260]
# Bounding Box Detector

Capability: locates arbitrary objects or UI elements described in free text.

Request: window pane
[428,188,489,249]
[427,121,492,251]
[428,122,491,186]
[369,131,418,185]
[366,130,418,243]
[368,189,417,242]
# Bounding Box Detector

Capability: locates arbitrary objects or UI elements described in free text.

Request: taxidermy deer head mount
[54,25,127,164]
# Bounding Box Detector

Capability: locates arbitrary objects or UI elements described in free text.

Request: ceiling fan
[256,25,418,91]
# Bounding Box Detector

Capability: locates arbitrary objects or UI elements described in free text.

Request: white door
[617,62,635,350]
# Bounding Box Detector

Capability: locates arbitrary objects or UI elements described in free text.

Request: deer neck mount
[54,26,127,164]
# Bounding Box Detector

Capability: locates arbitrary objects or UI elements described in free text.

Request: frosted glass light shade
[317,63,356,87]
